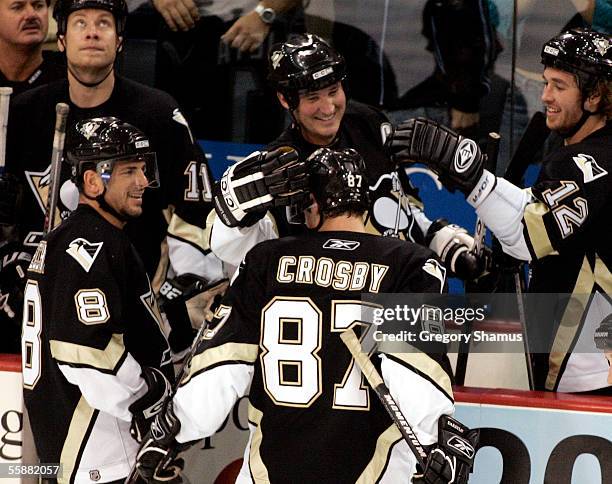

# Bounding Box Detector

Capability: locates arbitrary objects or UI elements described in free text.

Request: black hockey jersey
[22,205,173,483]
[0,51,65,96]
[523,122,612,392]
[268,100,428,243]
[6,76,215,280]
[172,231,454,483]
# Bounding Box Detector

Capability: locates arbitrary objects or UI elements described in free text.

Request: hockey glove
[414,416,479,484]
[129,367,172,443]
[158,273,210,310]
[136,402,184,484]
[213,147,309,228]
[426,219,491,281]
[386,118,485,195]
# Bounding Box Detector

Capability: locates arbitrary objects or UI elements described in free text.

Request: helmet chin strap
[558,108,595,139]
[82,187,128,223]
[68,64,114,88]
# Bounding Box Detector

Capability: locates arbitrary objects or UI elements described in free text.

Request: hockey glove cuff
[386,118,485,195]
[213,147,309,228]
[129,367,172,443]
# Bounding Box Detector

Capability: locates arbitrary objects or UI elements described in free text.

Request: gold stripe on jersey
[524,202,558,259]
[59,396,96,484]
[595,256,612,293]
[180,342,259,385]
[168,212,212,252]
[356,424,402,484]
[247,403,271,483]
[50,333,126,372]
[387,351,454,402]
[546,256,594,390]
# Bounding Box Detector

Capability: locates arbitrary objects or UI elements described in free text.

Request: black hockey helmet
[308,148,369,214]
[66,116,159,188]
[541,29,612,91]
[268,33,346,110]
[53,0,128,36]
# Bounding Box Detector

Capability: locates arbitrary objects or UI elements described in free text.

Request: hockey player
[133,148,478,484]
[387,29,612,394]
[23,117,175,483]
[4,0,223,354]
[211,33,488,283]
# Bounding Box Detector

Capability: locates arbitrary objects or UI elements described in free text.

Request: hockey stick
[340,328,428,469]
[43,103,70,235]
[124,278,228,484]
[0,87,12,176]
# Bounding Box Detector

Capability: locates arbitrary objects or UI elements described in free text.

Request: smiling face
[0,0,48,48]
[103,158,150,219]
[60,8,120,74]
[279,82,346,146]
[541,67,584,133]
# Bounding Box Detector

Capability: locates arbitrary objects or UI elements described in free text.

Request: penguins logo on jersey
[454,138,478,173]
[24,164,79,224]
[66,238,103,272]
[422,258,446,291]
[572,153,608,183]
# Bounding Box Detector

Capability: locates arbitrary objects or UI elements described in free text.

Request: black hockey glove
[414,416,479,484]
[213,147,309,228]
[158,273,210,310]
[386,118,485,195]
[426,219,491,281]
[136,401,184,484]
[595,315,612,351]
[0,174,23,226]
[129,367,172,443]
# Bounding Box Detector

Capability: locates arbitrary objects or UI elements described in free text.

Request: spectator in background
[145,0,304,142]
[0,0,65,94]
[389,0,499,137]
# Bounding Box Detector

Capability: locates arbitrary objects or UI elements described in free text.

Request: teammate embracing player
[133,148,478,484]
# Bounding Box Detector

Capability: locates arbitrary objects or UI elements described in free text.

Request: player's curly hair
[322,202,367,220]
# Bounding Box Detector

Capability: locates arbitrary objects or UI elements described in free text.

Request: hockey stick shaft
[125,279,227,484]
[43,103,70,235]
[0,87,12,175]
[340,329,428,468]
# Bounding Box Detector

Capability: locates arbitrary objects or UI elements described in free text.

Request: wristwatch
[255,3,276,24]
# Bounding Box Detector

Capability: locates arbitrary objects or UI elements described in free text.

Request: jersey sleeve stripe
[383,352,454,404]
[355,424,402,484]
[180,342,258,386]
[50,333,127,373]
[168,212,213,254]
[523,202,557,259]
[59,396,97,484]
[247,402,272,483]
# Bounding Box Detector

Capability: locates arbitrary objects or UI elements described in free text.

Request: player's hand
[152,0,199,31]
[413,416,479,484]
[129,367,172,443]
[221,11,271,52]
[386,118,485,195]
[213,147,309,228]
[136,402,184,484]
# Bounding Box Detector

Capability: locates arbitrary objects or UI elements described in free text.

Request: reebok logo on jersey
[572,153,608,183]
[454,138,478,173]
[447,436,475,459]
[422,259,446,291]
[323,239,360,250]
[66,238,103,273]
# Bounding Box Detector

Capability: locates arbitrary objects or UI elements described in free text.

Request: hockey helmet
[53,0,128,36]
[66,116,159,188]
[541,29,612,92]
[308,148,369,214]
[268,33,346,110]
